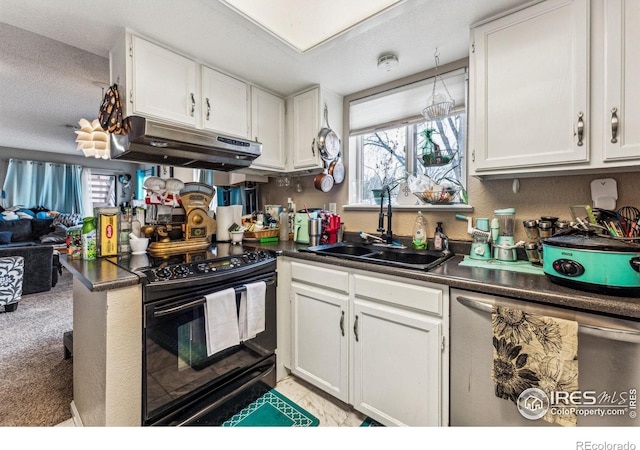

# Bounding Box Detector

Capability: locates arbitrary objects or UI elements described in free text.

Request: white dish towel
[239,281,266,341]
[204,287,240,357]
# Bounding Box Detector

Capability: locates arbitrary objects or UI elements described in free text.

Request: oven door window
[144,281,275,423]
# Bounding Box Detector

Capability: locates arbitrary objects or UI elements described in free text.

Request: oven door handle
[153,277,276,317]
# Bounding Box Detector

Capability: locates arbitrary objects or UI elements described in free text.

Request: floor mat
[222,389,319,427]
[360,417,383,426]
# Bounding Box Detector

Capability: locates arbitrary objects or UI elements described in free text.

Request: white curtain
[81,167,93,216]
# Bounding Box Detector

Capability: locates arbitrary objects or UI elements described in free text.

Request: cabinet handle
[190,93,196,117]
[340,311,345,336]
[353,314,359,342]
[311,138,316,157]
[610,107,618,144]
[576,112,584,146]
[206,98,211,121]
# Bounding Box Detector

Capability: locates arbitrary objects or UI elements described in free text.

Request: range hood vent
[110,116,261,171]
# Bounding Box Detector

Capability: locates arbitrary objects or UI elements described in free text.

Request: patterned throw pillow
[0,256,24,305]
[52,213,83,227]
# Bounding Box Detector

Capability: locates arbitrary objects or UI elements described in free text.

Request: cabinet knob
[610,107,619,144]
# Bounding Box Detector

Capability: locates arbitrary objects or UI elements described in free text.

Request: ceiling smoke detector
[377,53,399,72]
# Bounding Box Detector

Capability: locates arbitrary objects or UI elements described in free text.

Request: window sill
[343,204,474,212]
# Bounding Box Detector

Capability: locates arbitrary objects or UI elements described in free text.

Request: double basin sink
[302,241,453,271]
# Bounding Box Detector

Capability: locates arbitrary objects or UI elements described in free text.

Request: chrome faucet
[376,184,393,244]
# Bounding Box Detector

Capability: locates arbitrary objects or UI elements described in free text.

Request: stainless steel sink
[302,242,452,271]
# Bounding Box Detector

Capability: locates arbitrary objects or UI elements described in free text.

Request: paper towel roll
[216,206,233,241]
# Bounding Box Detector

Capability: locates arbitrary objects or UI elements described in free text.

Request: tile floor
[55,374,367,427]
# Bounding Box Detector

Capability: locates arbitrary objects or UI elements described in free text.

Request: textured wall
[261,171,640,243]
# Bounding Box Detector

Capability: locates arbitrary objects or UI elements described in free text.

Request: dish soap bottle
[412,211,427,250]
[433,222,445,251]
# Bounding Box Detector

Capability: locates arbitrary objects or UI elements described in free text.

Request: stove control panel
[144,251,274,282]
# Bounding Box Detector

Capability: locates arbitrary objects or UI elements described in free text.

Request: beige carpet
[0,270,73,426]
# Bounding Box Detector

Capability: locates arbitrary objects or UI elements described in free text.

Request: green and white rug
[222,389,319,427]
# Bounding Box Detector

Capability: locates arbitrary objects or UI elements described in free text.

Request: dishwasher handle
[456,296,640,344]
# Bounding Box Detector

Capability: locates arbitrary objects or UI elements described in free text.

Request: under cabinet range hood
[110,116,261,171]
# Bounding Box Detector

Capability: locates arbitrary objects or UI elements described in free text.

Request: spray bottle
[433,222,445,251]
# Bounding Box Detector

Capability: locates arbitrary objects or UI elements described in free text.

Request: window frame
[344,58,473,212]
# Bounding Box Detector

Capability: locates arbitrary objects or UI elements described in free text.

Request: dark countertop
[60,240,640,320]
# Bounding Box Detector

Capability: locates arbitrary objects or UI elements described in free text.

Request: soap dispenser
[433,222,445,251]
[412,211,427,250]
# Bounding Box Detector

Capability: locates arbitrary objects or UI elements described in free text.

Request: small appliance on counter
[491,208,521,261]
[542,231,640,296]
[146,182,217,256]
[293,209,320,244]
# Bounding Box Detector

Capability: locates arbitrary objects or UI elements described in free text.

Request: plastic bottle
[279,210,289,241]
[433,221,445,251]
[81,216,97,260]
[412,211,427,250]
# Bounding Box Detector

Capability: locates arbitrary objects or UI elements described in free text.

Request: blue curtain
[2,159,84,213]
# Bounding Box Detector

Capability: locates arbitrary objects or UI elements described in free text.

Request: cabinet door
[250,87,286,170]
[602,0,640,162]
[131,36,197,126]
[469,0,589,175]
[291,282,349,402]
[291,87,322,169]
[352,299,442,426]
[201,67,249,138]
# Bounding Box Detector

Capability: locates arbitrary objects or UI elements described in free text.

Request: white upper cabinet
[600,0,640,163]
[201,66,249,138]
[469,0,590,176]
[248,86,286,171]
[110,33,250,137]
[129,35,198,126]
[469,0,640,178]
[287,86,343,173]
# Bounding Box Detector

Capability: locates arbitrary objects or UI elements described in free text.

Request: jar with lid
[524,241,541,265]
[538,221,553,239]
[523,220,539,241]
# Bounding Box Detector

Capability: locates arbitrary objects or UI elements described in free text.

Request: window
[89,173,116,208]
[348,64,468,208]
[354,112,466,205]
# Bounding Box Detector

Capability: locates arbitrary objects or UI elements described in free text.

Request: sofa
[0,214,80,294]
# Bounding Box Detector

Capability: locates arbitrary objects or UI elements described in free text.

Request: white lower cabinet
[288,259,449,427]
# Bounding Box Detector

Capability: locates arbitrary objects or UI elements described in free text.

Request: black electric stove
[106,246,276,302]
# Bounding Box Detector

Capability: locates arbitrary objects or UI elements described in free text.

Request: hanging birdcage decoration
[422,49,455,120]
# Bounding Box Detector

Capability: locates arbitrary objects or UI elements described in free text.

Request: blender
[491,208,518,261]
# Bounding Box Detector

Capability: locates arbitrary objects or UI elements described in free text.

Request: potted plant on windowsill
[370,156,406,205]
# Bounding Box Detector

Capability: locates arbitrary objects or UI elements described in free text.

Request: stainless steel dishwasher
[450,288,640,426]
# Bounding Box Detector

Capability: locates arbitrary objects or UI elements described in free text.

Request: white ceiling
[0,0,529,157]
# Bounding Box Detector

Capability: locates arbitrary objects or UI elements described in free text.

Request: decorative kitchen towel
[238,281,266,341]
[204,287,240,356]
[491,306,578,426]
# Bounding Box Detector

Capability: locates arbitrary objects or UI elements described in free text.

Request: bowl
[230,231,244,245]
[129,237,150,254]
[413,187,461,204]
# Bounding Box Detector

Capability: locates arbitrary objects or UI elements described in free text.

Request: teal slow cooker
[542,232,640,296]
